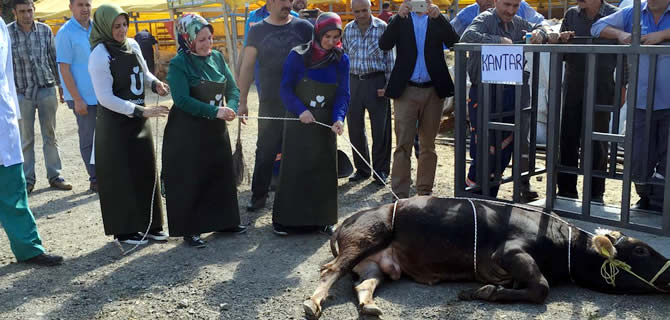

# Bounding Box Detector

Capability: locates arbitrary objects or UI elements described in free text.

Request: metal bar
[592,132,625,144]
[582,53,597,217]
[553,209,669,236]
[488,122,516,131]
[452,43,670,54]
[454,50,467,197]
[664,126,670,232]
[513,85,523,203]
[530,52,540,175]
[557,166,614,179]
[495,85,504,184]
[545,52,562,211]
[610,54,624,178]
[476,84,484,190]
[632,0,641,46]
[620,50,640,225]
[482,84,491,197]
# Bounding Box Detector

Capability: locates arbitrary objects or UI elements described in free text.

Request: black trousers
[632,108,670,209]
[346,74,392,176]
[558,73,613,197]
[251,101,285,200]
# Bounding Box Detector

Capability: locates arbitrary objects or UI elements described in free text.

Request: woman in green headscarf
[88,4,171,245]
[162,13,246,248]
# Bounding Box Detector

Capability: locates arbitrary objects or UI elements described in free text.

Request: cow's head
[587,228,670,294]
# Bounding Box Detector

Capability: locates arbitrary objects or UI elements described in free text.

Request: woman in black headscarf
[273,12,350,236]
[88,4,170,245]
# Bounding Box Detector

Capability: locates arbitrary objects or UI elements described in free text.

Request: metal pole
[454,50,467,196]
[545,52,562,211]
[582,53,597,216]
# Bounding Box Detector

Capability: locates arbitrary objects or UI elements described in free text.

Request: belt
[351,71,384,80]
[408,80,433,88]
[38,83,55,89]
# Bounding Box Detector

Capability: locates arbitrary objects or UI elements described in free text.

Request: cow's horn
[593,235,617,258]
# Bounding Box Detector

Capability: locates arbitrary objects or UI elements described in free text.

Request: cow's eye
[633,246,649,256]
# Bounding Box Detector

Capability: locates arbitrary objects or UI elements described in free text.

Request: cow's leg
[352,259,385,316]
[303,259,344,320]
[458,251,549,304]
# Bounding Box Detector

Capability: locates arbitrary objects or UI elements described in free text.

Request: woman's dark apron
[95,48,163,236]
[272,77,338,227]
[162,79,240,236]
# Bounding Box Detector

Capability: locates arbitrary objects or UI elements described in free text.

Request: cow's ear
[593,235,617,258]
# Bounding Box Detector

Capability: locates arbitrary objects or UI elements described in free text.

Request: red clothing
[378,11,393,23]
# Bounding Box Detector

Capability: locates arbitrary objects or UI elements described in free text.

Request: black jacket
[379,14,460,99]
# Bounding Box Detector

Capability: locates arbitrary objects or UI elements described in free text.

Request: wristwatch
[133,106,145,118]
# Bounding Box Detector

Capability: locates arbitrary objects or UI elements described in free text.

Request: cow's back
[390,197,567,285]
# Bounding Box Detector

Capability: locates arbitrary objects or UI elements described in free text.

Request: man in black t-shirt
[134,29,158,73]
[238,0,313,213]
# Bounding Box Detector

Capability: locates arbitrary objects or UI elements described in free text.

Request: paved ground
[1,89,669,320]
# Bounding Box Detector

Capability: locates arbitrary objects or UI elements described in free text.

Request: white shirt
[88,38,158,116]
[0,18,23,167]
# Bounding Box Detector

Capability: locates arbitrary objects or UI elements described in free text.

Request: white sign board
[481,45,524,85]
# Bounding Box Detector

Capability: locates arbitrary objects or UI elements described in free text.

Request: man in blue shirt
[451,0,544,35]
[55,0,97,192]
[592,0,670,212]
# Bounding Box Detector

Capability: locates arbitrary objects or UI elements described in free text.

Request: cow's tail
[330,225,341,257]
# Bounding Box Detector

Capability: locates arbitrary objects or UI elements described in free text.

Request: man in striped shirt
[342,0,395,185]
[8,0,72,194]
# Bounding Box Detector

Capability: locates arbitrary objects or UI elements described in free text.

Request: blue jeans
[65,100,97,182]
[17,87,63,185]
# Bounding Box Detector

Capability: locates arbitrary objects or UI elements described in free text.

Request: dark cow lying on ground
[304,196,670,319]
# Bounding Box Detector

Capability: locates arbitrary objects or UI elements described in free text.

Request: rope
[115,94,160,255]
[391,200,398,231]
[600,259,670,292]
[469,199,477,275]
[239,115,401,201]
[568,226,573,282]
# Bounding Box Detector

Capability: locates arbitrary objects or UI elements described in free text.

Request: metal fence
[452,1,670,235]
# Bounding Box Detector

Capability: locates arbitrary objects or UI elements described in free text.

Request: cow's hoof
[360,303,383,316]
[457,289,476,301]
[303,299,321,319]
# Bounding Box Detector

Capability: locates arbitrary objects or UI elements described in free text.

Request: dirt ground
[1,88,669,320]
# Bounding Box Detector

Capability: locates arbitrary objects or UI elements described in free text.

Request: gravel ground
[1,88,669,320]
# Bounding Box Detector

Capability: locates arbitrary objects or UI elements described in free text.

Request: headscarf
[175,13,214,55]
[293,12,343,69]
[90,4,131,56]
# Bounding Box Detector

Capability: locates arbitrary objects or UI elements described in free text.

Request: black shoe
[557,191,578,199]
[319,225,335,236]
[373,172,389,186]
[115,233,148,245]
[22,253,63,266]
[89,182,98,193]
[218,225,248,234]
[26,183,34,195]
[140,230,169,241]
[519,182,539,203]
[246,196,267,212]
[272,223,289,236]
[184,235,206,248]
[349,171,370,182]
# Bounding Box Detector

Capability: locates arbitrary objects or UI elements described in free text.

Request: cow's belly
[392,242,475,285]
